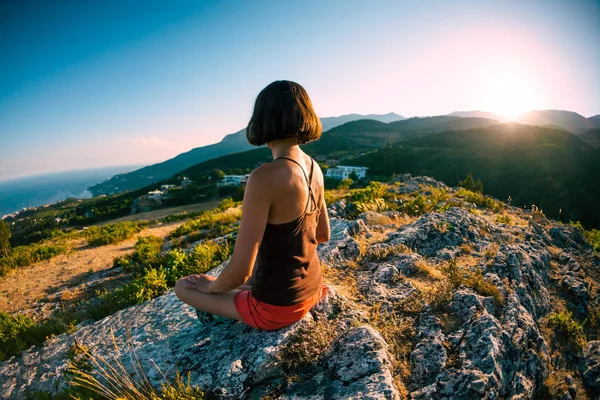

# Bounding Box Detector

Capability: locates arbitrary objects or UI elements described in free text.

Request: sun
[484,73,536,120]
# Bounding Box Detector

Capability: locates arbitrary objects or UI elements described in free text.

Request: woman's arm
[316,186,330,243]
[206,168,271,293]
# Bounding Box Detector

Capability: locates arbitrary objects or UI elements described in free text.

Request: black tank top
[251,156,324,306]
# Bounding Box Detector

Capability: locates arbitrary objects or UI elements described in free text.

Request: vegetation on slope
[347,123,600,227]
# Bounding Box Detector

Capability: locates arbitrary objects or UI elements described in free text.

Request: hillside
[348,123,600,228]
[88,113,405,196]
[448,110,600,134]
[580,128,600,147]
[1,176,599,399]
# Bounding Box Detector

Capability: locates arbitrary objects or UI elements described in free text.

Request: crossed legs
[174,278,244,322]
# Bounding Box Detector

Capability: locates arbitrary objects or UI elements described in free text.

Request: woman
[175,80,330,331]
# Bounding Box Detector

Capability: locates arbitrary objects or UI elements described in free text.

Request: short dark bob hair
[246,80,322,146]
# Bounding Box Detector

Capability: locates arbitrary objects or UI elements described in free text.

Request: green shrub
[441,259,504,307]
[547,311,585,348]
[570,221,600,252]
[171,208,241,239]
[0,311,75,362]
[495,214,512,224]
[162,210,206,223]
[548,311,584,338]
[348,181,386,203]
[217,197,236,211]
[84,222,144,246]
[337,178,354,190]
[456,188,502,211]
[131,235,163,267]
[112,256,131,270]
[0,241,70,276]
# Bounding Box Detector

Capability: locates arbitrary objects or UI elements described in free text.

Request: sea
[0,165,142,217]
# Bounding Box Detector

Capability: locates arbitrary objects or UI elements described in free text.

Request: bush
[217,197,236,211]
[570,221,600,252]
[442,259,504,307]
[171,208,241,239]
[0,241,70,276]
[337,178,354,191]
[548,311,584,338]
[84,222,144,246]
[456,188,502,211]
[0,311,74,362]
[131,236,163,267]
[495,214,512,224]
[0,221,10,257]
[348,181,386,203]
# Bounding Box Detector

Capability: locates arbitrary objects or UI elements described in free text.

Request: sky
[1,0,599,181]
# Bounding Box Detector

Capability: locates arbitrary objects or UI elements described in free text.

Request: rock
[318,218,362,268]
[411,313,447,387]
[386,207,492,257]
[580,341,600,395]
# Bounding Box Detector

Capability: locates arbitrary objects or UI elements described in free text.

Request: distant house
[326,166,369,180]
[160,184,176,191]
[218,174,250,187]
[181,177,193,187]
[148,190,163,199]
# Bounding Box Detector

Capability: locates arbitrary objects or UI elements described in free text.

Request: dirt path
[0,222,183,317]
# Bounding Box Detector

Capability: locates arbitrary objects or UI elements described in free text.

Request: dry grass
[368,303,415,398]
[483,244,499,261]
[60,285,85,301]
[458,244,472,255]
[66,330,205,399]
[277,317,339,373]
[322,263,362,301]
[366,243,414,261]
[414,259,444,280]
[540,370,590,400]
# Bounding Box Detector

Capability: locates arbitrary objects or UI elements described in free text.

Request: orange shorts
[234,285,329,331]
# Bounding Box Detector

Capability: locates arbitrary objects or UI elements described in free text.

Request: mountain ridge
[88,113,406,196]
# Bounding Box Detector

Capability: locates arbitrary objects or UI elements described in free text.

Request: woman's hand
[184,274,217,293]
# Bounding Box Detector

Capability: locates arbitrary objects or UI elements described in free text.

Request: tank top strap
[274,156,318,214]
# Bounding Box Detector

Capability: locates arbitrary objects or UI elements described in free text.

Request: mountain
[447,110,505,120]
[517,110,599,134]
[88,113,405,196]
[447,110,600,134]
[348,123,600,227]
[580,128,600,147]
[170,116,500,181]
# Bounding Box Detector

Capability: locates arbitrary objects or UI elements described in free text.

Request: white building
[181,177,193,187]
[148,190,163,199]
[218,174,250,187]
[160,184,176,191]
[326,166,368,180]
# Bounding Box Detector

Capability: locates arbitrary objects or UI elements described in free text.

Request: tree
[337,178,354,191]
[458,173,484,193]
[211,169,226,181]
[0,221,10,257]
[232,184,246,202]
[348,171,359,182]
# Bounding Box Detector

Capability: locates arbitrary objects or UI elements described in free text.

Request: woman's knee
[174,277,187,299]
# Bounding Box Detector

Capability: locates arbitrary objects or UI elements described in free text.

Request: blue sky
[1,0,598,180]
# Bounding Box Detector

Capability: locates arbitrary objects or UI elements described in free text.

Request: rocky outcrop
[1,175,598,399]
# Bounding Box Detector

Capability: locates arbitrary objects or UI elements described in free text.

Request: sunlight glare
[484,71,536,120]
